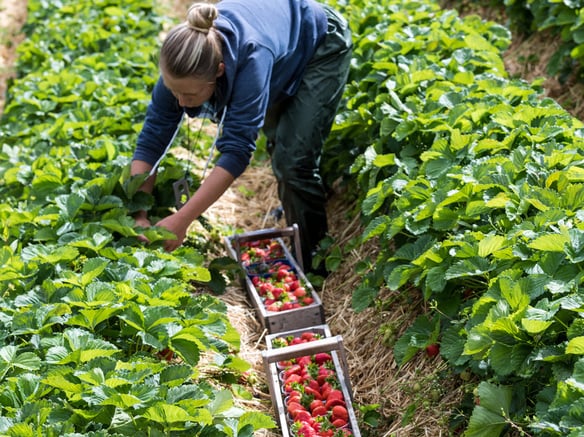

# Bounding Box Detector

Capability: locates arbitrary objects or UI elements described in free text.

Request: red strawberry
[304,385,322,400]
[266,303,281,312]
[315,353,332,365]
[332,405,349,422]
[309,399,323,411]
[302,297,314,305]
[327,389,344,400]
[272,287,284,299]
[325,397,346,409]
[426,343,440,357]
[286,401,304,415]
[307,379,320,392]
[294,410,313,423]
[296,356,312,367]
[294,286,307,298]
[312,405,327,417]
[331,418,348,428]
[284,364,302,378]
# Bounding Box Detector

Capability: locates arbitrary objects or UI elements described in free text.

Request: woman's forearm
[177,166,235,224]
[130,159,157,194]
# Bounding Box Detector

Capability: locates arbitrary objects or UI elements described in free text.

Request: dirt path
[0,0,27,116]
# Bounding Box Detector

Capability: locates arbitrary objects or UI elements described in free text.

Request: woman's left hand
[155,212,189,252]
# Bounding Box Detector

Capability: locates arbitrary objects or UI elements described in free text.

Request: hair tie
[189,24,209,34]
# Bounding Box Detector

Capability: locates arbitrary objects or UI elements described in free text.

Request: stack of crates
[224,225,361,437]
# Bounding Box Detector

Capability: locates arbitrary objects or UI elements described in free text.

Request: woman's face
[161,71,216,108]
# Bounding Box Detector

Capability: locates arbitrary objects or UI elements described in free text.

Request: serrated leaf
[478,235,506,257]
[528,233,570,252]
[237,412,276,431]
[143,403,197,425]
[465,382,512,437]
[567,337,584,355]
[160,365,193,387]
[351,286,378,312]
[521,318,553,335]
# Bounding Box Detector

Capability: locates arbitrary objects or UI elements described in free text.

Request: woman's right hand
[134,212,152,244]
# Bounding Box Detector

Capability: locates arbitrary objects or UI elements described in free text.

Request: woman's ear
[216,62,225,78]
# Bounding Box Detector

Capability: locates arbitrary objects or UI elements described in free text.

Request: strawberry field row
[324,0,584,435]
[0,1,274,435]
[445,0,584,78]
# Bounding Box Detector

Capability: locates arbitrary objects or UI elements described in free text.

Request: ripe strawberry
[315,353,332,365]
[332,405,349,422]
[289,279,301,290]
[294,409,313,423]
[325,397,346,409]
[309,399,323,411]
[297,356,312,367]
[425,343,440,357]
[157,348,174,362]
[302,297,315,305]
[272,287,284,299]
[266,302,281,312]
[294,286,307,298]
[326,389,344,400]
[312,405,327,417]
[304,385,322,400]
[301,332,316,341]
[286,401,304,415]
[277,268,290,280]
[284,373,303,390]
[307,379,320,392]
[331,418,348,428]
[284,364,302,378]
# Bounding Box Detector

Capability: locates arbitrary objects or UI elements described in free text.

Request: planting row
[225,227,361,437]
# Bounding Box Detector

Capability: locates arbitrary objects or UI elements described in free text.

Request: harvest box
[262,334,361,437]
[224,226,326,334]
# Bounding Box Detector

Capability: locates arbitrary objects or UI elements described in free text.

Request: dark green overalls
[263,5,353,273]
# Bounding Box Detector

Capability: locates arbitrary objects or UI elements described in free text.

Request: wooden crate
[224,224,304,270]
[224,226,326,334]
[262,336,361,437]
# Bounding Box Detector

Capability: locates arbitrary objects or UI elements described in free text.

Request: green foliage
[445,0,584,78]
[329,0,584,434]
[0,0,275,434]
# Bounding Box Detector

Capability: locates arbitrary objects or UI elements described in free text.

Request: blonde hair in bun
[160,1,223,80]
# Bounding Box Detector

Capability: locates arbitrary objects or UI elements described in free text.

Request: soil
[0,1,581,437]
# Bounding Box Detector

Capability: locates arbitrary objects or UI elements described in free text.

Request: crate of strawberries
[224,226,325,334]
[262,329,360,437]
[224,224,304,270]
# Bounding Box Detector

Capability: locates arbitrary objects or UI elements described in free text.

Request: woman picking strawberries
[131,0,352,273]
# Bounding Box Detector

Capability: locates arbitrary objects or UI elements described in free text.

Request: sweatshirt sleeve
[215,46,273,178]
[133,77,183,166]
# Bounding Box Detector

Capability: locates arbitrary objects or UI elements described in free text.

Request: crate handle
[261,335,352,397]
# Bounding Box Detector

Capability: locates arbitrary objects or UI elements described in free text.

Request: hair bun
[186,2,218,34]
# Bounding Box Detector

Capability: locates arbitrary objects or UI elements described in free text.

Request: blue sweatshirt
[133,0,328,178]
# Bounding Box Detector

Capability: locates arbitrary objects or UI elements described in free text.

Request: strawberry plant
[0,0,276,434]
[323,0,584,434]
